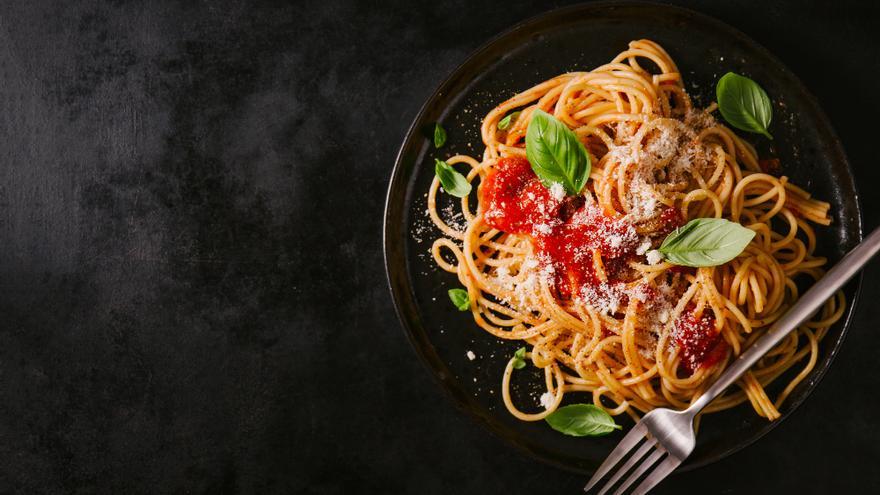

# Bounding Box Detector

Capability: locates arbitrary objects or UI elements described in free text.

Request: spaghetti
[427,40,845,423]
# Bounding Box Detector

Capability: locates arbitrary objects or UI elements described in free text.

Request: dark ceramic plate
[384,2,862,474]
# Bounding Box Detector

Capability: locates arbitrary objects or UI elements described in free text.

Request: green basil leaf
[434,159,472,198]
[716,72,773,139]
[545,404,621,437]
[498,111,521,131]
[447,288,470,311]
[433,123,447,148]
[512,347,527,369]
[659,218,756,267]
[525,109,591,195]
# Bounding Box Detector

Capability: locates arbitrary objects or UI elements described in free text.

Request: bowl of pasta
[384,1,862,473]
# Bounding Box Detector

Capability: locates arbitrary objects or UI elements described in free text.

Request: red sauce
[672,308,727,374]
[636,285,659,305]
[480,156,639,300]
[480,157,559,234]
[655,206,685,238]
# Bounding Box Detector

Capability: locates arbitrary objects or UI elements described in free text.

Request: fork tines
[584,424,682,495]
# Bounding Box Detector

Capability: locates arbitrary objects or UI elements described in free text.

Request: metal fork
[585,227,880,494]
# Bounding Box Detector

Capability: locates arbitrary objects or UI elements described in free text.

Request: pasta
[427,40,844,424]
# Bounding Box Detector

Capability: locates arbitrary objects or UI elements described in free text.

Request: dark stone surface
[0,0,876,493]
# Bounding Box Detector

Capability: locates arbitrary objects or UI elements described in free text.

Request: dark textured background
[0,1,876,493]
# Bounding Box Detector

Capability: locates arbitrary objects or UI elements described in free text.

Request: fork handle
[687,226,880,415]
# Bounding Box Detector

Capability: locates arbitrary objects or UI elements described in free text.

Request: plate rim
[383,0,864,475]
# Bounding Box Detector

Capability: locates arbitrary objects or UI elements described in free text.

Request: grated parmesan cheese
[581,282,628,315]
[441,203,467,232]
[608,234,623,249]
[466,350,476,361]
[646,250,663,265]
[488,256,546,312]
[658,309,670,324]
[533,223,553,235]
[540,392,555,410]
[631,284,650,303]
[549,182,566,202]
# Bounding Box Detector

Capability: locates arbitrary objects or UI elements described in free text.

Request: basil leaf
[447,288,470,311]
[512,347,527,369]
[716,72,773,139]
[545,404,621,437]
[498,111,521,131]
[525,109,591,195]
[433,123,447,148]
[659,218,755,267]
[434,159,472,198]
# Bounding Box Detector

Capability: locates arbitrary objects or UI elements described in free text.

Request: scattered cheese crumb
[580,282,627,315]
[636,238,652,256]
[646,250,663,265]
[632,284,650,303]
[659,309,670,324]
[466,350,476,361]
[533,223,553,235]
[608,234,623,249]
[540,392,555,410]
[549,182,565,202]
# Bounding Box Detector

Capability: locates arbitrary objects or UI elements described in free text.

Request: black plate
[384,2,862,474]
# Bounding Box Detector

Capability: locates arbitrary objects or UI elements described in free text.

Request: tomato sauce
[672,308,727,374]
[480,156,638,300]
[480,157,559,234]
[655,205,685,238]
